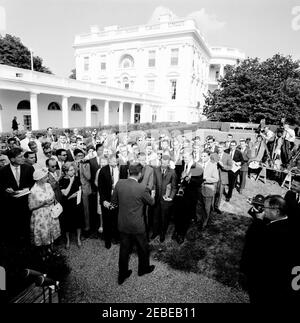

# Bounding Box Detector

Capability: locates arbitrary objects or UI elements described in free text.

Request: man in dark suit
[241,195,298,303]
[66,140,77,162]
[173,151,203,244]
[0,147,34,244]
[284,175,300,238]
[98,154,122,249]
[89,143,103,192]
[239,139,252,194]
[89,143,104,231]
[225,140,244,201]
[213,142,232,213]
[111,163,155,285]
[152,154,177,242]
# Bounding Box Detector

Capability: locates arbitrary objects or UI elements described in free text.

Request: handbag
[51,200,63,219]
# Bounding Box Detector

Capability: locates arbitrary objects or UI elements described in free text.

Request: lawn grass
[150,212,251,290]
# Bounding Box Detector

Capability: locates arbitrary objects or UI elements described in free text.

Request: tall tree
[203,54,300,124]
[0,34,52,73]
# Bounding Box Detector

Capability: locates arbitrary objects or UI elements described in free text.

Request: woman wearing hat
[28,168,61,260]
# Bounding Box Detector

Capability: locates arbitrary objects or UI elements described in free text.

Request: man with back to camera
[111,163,156,285]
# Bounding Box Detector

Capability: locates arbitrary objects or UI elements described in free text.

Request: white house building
[0,13,245,133]
[0,64,163,132]
[74,13,245,124]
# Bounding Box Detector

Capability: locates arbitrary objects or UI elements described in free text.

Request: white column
[30,92,39,130]
[62,96,69,128]
[104,100,109,126]
[140,103,151,123]
[130,103,135,124]
[118,101,124,125]
[85,98,92,127]
[0,107,3,133]
[219,64,225,78]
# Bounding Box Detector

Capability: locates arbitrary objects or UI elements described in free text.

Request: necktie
[111,167,114,186]
[15,166,20,187]
[231,150,234,159]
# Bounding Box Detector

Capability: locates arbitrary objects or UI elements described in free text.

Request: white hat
[33,167,48,181]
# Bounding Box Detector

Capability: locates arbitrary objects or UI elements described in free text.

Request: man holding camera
[241,195,296,303]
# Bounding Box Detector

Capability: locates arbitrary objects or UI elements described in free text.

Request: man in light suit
[197,150,219,229]
[52,134,69,152]
[0,147,34,244]
[213,142,233,213]
[111,163,155,285]
[152,154,177,242]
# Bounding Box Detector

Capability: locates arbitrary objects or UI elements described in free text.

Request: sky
[0,0,300,77]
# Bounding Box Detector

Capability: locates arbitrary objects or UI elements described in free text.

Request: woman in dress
[59,162,84,249]
[28,168,61,260]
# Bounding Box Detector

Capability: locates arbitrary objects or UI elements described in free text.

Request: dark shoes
[138,265,155,277]
[118,270,132,285]
[105,241,111,249]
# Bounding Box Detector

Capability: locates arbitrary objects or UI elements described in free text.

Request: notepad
[231,162,241,173]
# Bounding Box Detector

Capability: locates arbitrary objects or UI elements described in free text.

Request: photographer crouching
[241,194,298,303]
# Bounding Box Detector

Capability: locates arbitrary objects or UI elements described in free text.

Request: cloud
[0,6,6,32]
[187,8,226,35]
[147,6,226,36]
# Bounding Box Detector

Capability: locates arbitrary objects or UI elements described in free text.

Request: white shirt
[96,156,101,166]
[10,163,21,186]
[111,166,119,188]
[184,160,194,174]
[20,138,30,151]
[230,149,236,159]
[284,128,295,142]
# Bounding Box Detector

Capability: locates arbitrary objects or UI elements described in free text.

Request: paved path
[60,238,248,303]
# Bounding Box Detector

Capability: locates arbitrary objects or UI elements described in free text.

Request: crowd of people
[0,123,299,294]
